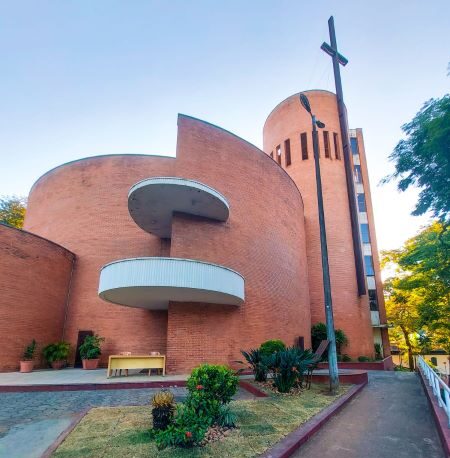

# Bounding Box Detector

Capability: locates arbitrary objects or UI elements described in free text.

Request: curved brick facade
[0,224,74,371]
[21,127,311,373]
[263,90,374,357]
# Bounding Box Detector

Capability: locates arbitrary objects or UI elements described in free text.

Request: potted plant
[20,339,37,373]
[151,390,175,430]
[42,342,70,369]
[79,334,104,370]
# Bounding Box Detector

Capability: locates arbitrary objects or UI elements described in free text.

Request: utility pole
[299,94,340,395]
[321,16,366,296]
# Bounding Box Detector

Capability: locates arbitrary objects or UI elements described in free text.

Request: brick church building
[0,90,389,373]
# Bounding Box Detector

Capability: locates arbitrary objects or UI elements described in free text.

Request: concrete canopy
[98,257,245,310]
[128,177,229,237]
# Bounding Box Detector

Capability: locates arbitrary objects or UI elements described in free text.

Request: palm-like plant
[267,347,314,393]
[239,349,269,382]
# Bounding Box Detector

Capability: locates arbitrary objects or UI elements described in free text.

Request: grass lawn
[53,383,350,457]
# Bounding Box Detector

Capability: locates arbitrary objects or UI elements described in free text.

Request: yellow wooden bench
[107,354,166,377]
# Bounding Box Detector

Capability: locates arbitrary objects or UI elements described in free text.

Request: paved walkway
[0,386,254,458]
[292,371,445,458]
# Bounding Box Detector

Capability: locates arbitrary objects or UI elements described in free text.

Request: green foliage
[22,339,36,361]
[187,364,238,405]
[239,349,269,382]
[152,403,208,449]
[311,323,348,355]
[374,344,383,360]
[383,221,450,367]
[383,95,450,222]
[42,342,70,363]
[78,334,104,360]
[217,404,237,428]
[357,356,370,362]
[267,347,314,393]
[0,195,27,229]
[259,339,286,356]
[337,354,352,362]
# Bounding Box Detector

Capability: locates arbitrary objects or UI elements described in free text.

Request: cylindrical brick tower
[263,90,374,358]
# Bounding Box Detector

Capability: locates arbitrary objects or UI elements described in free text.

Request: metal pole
[311,115,340,394]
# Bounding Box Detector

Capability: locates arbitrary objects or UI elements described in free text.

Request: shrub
[374,343,383,360]
[239,349,269,382]
[42,342,70,363]
[260,339,286,356]
[341,354,352,362]
[79,334,104,360]
[151,390,175,431]
[22,340,36,361]
[358,356,370,362]
[268,347,314,393]
[311,323,348,355]
[153,404,208,449]
[152,364,238,449]
[187,364,238,405]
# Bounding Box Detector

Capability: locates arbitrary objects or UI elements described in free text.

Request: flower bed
[52,383,350,457]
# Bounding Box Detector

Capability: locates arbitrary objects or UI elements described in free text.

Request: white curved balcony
[98,257,244,310]
[128,177,229,237]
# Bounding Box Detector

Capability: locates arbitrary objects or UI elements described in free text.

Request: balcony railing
[418,355,450,427]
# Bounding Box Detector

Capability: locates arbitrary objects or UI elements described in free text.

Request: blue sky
[0,0,448,251]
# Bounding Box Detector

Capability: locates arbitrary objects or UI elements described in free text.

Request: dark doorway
[74,330,93,367]
[296,336,305,351]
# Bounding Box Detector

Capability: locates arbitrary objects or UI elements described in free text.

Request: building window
[333,133,341,160]
[368,289,378,311]
[364,255,375,276]
[270,151,273,159]
[301,133,308,160]
[357,193,366,212]
[323,131,330,158]
[360,223,370,243]
[284,139,291,166]
[350,137,359,155]
[276,145,282,165]
[354,165,362,183]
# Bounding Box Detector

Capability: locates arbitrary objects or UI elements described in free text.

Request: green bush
[260,339,286,356]
[79,334,104,360]
[267,347,314,393]
[42,342,70,363]
[374,343,383,360]
[22,339,36,361]
[187,364,238,405]
[311,323,348,355]
[217,404,237,428]
[239,349,269,382]
[341,354,352,362]
[357,356,370,362]
[153,364,238,449]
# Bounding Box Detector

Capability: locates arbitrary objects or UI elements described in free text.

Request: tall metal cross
[321,16,366,296]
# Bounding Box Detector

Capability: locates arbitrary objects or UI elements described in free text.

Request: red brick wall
[0,224,74,371]
[24,155,175,366]
[263,91,374,358]
[166,115,311,373]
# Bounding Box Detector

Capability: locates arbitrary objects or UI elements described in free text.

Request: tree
[383,94,450,222]
[383,221,450,369]
[0,196,27,228]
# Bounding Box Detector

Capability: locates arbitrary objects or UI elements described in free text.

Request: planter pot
[82,359,99,370]
[51,360,66,370]
[19,360,34,373]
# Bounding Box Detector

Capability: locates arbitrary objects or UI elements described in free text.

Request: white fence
[418,355,450,427]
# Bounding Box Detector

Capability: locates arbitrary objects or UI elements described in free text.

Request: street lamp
[300,93,340,394]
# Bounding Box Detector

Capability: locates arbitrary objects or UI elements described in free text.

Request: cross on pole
[321,16,366,296]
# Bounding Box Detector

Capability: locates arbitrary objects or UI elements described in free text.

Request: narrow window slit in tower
[276,145,282,165]
[284,139,291,166]
[301,133,308,160]
[333,133,341,160]
[324,131,330,158]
